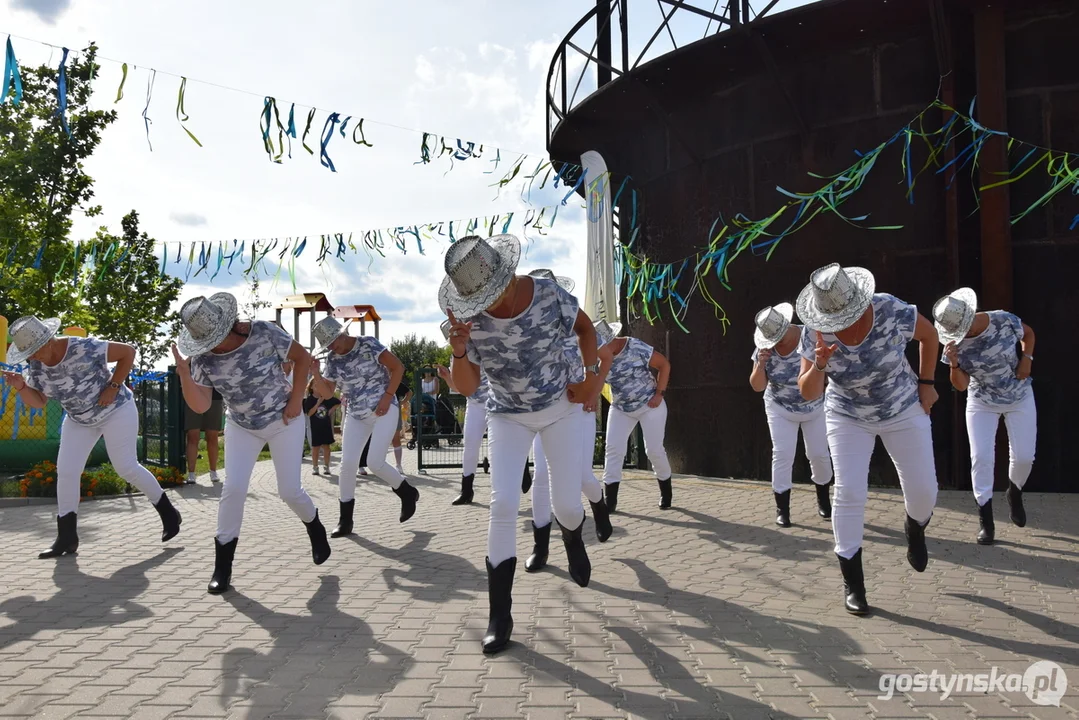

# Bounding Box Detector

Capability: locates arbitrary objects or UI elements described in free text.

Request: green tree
[82,211,183,370]
[242,274,273,320]
[0,44,117,321]
[390,333,452,392]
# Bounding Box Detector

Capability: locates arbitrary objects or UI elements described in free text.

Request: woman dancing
[3,316,182,558]
[933,288,1036,544]
[749,303,833,526]
[796,264,939,615]
[173,293,330,594]
[441,235,600,654]
[310,317,419,537]
[594,320,673,513]
[522,269,612,572]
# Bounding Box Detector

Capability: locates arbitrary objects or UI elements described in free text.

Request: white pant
[532,408,604,526]
[219,417,316,543]
[56,401,164,516]
[828,404,938,559]
[764,402,833,493]
[603,400,672,485]
[966,391,1036,506]
[461,397,489,477]
[487,395,586,565]
[339,409,404,502]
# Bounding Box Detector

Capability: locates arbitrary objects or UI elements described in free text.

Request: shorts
[186,392,225,433]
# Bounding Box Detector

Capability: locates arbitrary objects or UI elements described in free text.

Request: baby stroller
[407,393,441,450]
[434,394,462,442]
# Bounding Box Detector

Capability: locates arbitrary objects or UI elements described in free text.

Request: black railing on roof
[546,0,782,149]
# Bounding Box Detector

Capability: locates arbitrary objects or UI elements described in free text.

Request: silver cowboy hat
[176,292,239,357]
[795,264,875,333]
[312,316,350,354]
[437,234,521,320]
[593,319,623,348]
[753,303,794,350]
[933,287,978,345]
[6,316,63,365]
[527,268,575,294]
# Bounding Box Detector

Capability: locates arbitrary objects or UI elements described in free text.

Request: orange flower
[86,491,93,497]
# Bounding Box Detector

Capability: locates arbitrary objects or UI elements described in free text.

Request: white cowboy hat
[795,264,876,333]
[753,303,794,350]
[933,287,978,345]
[176,292,239,357]
[527,268,575,294]
[593,319,623,348]
[437,234,521,320]
[6,316,62,365]
[312,316,349,354]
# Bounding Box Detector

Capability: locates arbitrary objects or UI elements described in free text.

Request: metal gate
[133,367,185,470]
[410,368,644,475]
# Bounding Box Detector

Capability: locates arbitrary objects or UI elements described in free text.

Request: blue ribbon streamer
[54,47,71,138]
[320,112,341,172]
[2,36,23,105]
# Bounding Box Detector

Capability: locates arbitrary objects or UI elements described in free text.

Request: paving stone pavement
[0,451,1077,720]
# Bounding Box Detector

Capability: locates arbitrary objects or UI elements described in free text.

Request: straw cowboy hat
[796,264,876,333]
[593,319,623,348]
[753,303,794,350]
[312,316,350,355]
[177,292,239,357]
[438,234,521,320]
[6,316,62,365]
[933,287,978,345]
[527,268,575,294]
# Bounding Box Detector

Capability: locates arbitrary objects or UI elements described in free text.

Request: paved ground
[0,452,1076,720]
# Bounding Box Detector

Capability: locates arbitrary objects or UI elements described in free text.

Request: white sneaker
[185,472,197,485]
[209,471,221,484]
[359,467,368,476]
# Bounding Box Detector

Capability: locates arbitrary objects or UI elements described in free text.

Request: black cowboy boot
[153,493,182,542]
[816,480,833,520]
[837,549,870,615]
[331,500,355,538]
[976,499,995,545]
[558,518,591,587]
[452,474,475,506]
[605,482,620,514]
[208,537,238,594]
[304,511,332,565]
[657,477,673,509]
[39,512,79,559]
[774,490,792,528]
[1007,482,1026,527]
[482,557,516,654]
[521,465,533,494]
[590,498,613,543]
[525,522,551,572]
[904,514,930,572]
[393,480,419,523]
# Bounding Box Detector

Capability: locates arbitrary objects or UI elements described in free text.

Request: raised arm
[446,309,481,397]
[942,342,969,392]
[1,372,48,409]
[749,349,771,393]
[798,331,836,402]
[171,343,212,414]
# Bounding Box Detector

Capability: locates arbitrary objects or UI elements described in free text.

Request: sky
[1,0,814,363]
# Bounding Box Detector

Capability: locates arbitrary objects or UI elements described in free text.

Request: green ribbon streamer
[301,108,316,155]
[115,62,128,103]
[175,77,202,147]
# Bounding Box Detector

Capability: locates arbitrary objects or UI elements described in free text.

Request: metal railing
[133,367,185,470]
[546,0,781,148]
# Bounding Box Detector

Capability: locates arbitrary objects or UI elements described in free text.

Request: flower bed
[5,461,187,498]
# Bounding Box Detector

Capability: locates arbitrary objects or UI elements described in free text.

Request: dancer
[594,320,673,513]
[522,269,612,572]
[437,326,533,505]
[173,293,330,594]
[795,264,938,615]
[185,388,223,484]
[749,303,833,526]
[3,316,182,559]
[310,317,419,537]
[441,234,600,654]
[303,380,340,476]
[933,288,1036,545]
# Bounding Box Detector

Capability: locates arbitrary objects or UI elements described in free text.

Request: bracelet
[453,351,466,359]
[1023,353,1034,361]
[813,361,827,373]
[918,379,935,386]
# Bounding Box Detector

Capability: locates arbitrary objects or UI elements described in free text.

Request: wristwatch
[106,381,121,389]
[585,363,600,374]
